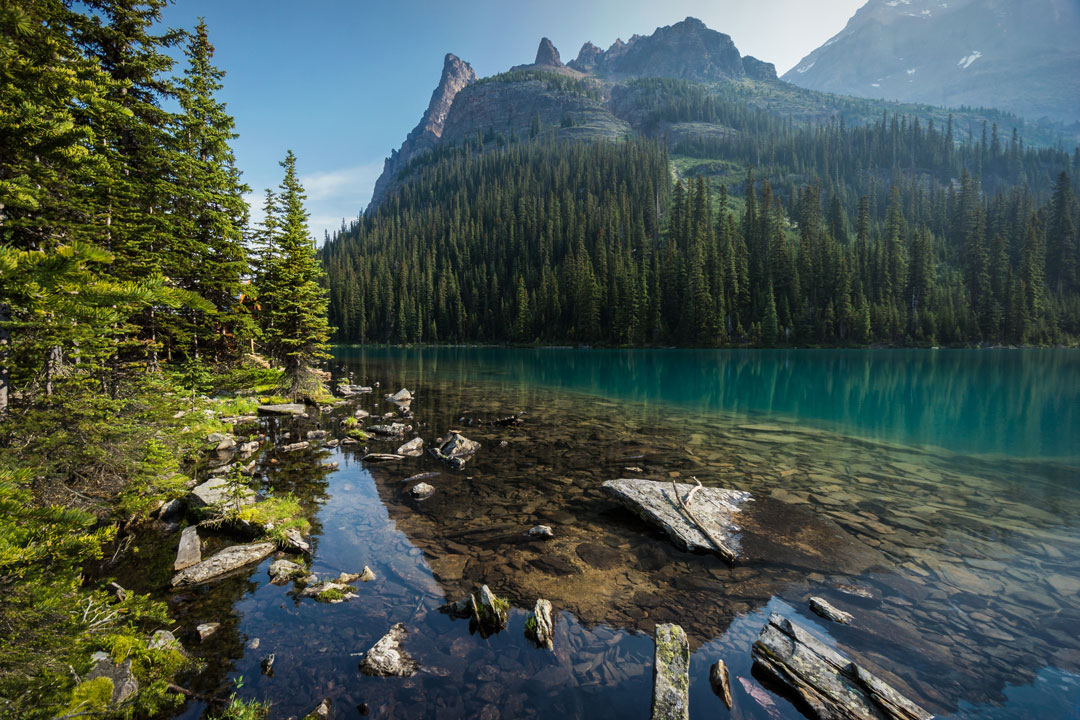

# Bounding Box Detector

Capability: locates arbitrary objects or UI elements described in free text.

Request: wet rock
[810,596,854,624]
[652,623,689,720]
[258,403,307,416]
[358,623,420,677]
[397,437,424,457]
[411,482,436,499]
[306,429,328,441]
[359,565,376,582]
[528,524,554,539]
[197,622,220,641]
[525,598,554,649]
[189,476,256,510]
[404,471,443,483]
[338,384,372,397]
[363,453,405,463]
[260,653,275,676]
[431,431,481,468]
[709,659,733,709]
[354,409,371,419]
[284,528,311,554]
[280,441,310,453]
[752,613,932,720]
[299,579,359,603]
[207,432,236,451]
[324,439,340,448]
[173,525,201,571]
[442,584,510,635]
[602,479,750,562]
[237,440,260,457]
[302,698,332,719]
[387,388,413,403]
[370,422,410,436]
[85,655,138,707]
[171,542,276,586]
[268,559,306,584]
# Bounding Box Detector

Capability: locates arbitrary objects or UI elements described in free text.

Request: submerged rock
[299,579,358,603]
[171,542,276,587]
[709,659,733,709]
[258,403,307,416]
[386,388,413,404]
[810,596,854,624]
[431,431,481,468]
[528,524,554,539]
[302,698,332,719]
[397,437,424,457]
[410,482,436,499]
[260,653,275,676]
[652,623,690,720]
[197,622,220,641]
[358,623,420,677]
[173,525,201,571]
[442,584,510,635]
[525,598,555,649]
[602,479,750,562]
[752,613,932,720]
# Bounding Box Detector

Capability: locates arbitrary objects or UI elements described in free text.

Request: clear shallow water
[124,349,1080,720]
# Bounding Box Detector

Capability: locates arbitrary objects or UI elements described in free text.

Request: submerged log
[652,623,690,720]
[751,613,932,720]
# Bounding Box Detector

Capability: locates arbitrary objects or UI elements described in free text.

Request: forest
[322,96,1080,346]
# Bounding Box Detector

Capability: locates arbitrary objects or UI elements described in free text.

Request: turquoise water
[334,347,1080,460]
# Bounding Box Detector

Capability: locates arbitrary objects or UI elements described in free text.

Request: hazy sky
[159,0,865,241]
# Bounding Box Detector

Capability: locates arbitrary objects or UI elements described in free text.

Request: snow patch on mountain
[957,50,982,69]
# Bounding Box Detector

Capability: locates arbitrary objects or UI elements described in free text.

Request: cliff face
[368,53,477,209]
[783,0,1080,124]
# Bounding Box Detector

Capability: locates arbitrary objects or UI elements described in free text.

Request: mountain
[783,0,1080,125]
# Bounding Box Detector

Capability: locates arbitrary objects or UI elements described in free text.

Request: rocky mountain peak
[572,41,603,71]
[426,53,477,137]
[535,37,563,67]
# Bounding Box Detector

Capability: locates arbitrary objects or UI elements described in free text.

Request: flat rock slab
[359,623,420,677]
[189,476,255,510]
[174,526,201,571]
[603,479,750,560]
[258,403,308,416]
[603,479,885,574]
[752,613,932,720]
[652,623,690,720]
[171,542,275,587]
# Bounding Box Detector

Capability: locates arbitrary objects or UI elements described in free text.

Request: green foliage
[64,677,115,716]
[316,587,346,603]
[211,677,270,720]
[235,493,310,545]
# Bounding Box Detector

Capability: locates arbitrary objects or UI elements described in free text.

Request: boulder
[386,388,413,404]
[306,429,328,440]
[602,479,750,562]
[358,623,420,677]
[410,482,435,499]
[207,432,236,451]
[158,498,184,521]
[709,659,733,709]
[526,598,555,649]
[298,579,358,603]
[85,655,138,707]
[431,432,480,468]
[652,623,690,720]
[370,422,411,436]
[284,527,311,554]
[257,403,307,416]
[751,614,932,720]
[268,559,306,584]
[810,596,854,624]
[337,384,372,397]
[171,542,276,587]
[397,437,424,457]
[189,476,255,511]
[528,524,554,539]
[442,584,509,636]
[359,565,376,582]
[173,525,201,571]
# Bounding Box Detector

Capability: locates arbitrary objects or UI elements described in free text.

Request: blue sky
[159,0,865,241]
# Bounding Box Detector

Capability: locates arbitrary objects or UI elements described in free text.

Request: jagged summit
[535,37,563,67]
[367,52,477,209]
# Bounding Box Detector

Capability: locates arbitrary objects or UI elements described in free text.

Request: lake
[145,348,1080,720]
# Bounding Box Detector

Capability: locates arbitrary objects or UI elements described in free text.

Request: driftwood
[671,478,736,564]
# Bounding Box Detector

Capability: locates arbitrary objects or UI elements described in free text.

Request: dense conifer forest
[323,82,1080,347]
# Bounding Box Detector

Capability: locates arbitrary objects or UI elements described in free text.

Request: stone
[602,479,751,562]
[306,429,328,440]
[268,559,306,584]
[189,476,255,510]
[85,656,138,707]
[171,542,276,587]
[354,408,371,418]
[709,659,733,709]
[411,482,436,499]
[363,453,405,463]
[173,525,201,571]
[207,432,236,451]
[528,524,554,539]
[405,471,442,483]
[148,630,183,653]
[810,596,854,624]
[197,622,220,641]
[397,437,424,457]
[303,698,332,719]
[526,598,555,649]
[158,498,183,521]
[442,584,510,635]
[260,653,275,676]
[432,432,480,468]
[370,422,410,436]
[283,528,311,554]
[280,441,310,453]
[752,614,932,720]
[652,623,689,720]
[298,580,358,602]
[386,388,413,403]
[358,623,420,677]
[257,403,307,416]
[359,565,376,582]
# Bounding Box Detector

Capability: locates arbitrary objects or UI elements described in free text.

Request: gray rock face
[570,41,603,72]
[369,53,477,209]
[810,596,854,624]
[782,0,1080,124]
[359,623,420,677]
[189,476,255,511]
[257,403,307,416]
[602,479,750,560]
[742,55,777,81]
[651,623,690,720]
[85,656,138,707]
[752,613,932,720]
[268,559,306,584]
[171,542,276,587]
[535,37,563,67]
[526,598,555,649]
[174,525,201,571]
